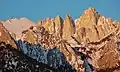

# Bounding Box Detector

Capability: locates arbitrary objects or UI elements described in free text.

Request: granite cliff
[0,7,120,72]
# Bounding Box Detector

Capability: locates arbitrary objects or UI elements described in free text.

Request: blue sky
[0,0,120,22]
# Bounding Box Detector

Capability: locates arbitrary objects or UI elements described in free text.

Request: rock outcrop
[0,22,17,48]
[0,42,58,72]
[62,14,75,40]
[74,7,117,44]
[74,7,100,43]
[38,18,55,34]
[21,7,120,71]
[54,15,63,38]
[36,7,120,72]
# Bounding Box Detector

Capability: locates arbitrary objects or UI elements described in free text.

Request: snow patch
[20,17,27,20]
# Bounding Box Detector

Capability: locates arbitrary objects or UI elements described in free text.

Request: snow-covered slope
[17,40,75,72]
[0,42,58,72]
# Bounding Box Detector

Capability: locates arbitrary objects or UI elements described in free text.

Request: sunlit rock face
[62,14,75,40]
[38,18,55,34]
[0,22,17,48]
[74,7,100,43]
[74,7,117,44]
[20,26,82,71]
[2,18,36,40]
[36,7,120,71]
[21,7,120,71]
[54,15,64,38]
[73,7,120,72]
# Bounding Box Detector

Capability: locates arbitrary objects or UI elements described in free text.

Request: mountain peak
[55,15,63,21]
[54,15,63,38]
[2,17,36,40]
[76,7,100,29]
[1,7,120,72]
[66,13,71,20]
[62,13,75,40]
[84,7,96,15]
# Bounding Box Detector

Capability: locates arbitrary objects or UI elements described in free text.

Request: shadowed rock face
[0,42,58,72]
[16,40,76,72]
[1,7,120,72]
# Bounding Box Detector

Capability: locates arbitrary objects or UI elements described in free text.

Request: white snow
[44,51,48,64]
[59,58,62,65]
[36,65,39,68]
[33,27,37,30]
[12,60,18,67]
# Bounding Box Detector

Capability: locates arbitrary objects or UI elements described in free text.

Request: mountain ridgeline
[0,7,120,72]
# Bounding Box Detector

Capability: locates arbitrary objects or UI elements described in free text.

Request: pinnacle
[66,13,71,19]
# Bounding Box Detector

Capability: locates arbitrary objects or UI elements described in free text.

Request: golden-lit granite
[0,22,17,48]
[1,7,120,72]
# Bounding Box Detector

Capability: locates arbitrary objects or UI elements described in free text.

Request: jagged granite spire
[62,13,75,40]
[54,15,63,38]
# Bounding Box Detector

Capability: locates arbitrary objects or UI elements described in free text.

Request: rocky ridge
[0,7,120,72]
[0,22,17,48]
[0,42,58,72]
